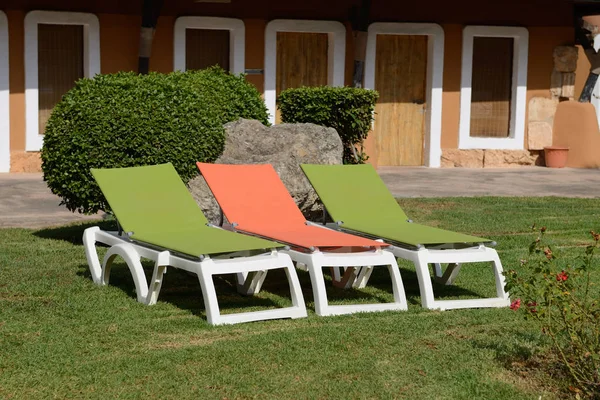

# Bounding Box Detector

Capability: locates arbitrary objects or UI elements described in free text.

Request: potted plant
[543,146,569,168]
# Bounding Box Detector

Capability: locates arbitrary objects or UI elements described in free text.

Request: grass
[1,197,600,399]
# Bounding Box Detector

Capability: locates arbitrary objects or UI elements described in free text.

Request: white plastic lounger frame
[326,224,510,311]
[289,247,407,316]
[82,227,307,325]
[389,243,509,310]
[225,223,408,316]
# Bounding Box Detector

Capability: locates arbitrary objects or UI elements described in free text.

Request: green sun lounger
[301,163,510,311]
[82,163,307,325]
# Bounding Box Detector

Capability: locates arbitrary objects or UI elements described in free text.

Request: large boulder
[189,119,343,224]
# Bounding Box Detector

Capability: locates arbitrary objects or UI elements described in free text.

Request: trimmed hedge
[277,86,378,164]
[178,66,270,126]
[41,68,268,214]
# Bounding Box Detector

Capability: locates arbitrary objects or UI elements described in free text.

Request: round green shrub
[177,66,270,126]
[277,86,378,164]
[41,71,226,214]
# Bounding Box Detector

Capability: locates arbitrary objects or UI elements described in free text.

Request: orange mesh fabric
[197,163,387,250]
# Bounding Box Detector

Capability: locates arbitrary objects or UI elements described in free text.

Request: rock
[441,149,484,168]
[483,150,537,168]
[553,46,578,73]
[189,119,344,224]
[527,121,553,150]
[561,72,576,99]
[550,69,563,98]
[528,97,558,123]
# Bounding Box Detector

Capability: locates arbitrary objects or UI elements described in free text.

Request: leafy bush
[277,86,378,164]
[42,68,268,215]
[178,66,270,126]
[505,226,600,398]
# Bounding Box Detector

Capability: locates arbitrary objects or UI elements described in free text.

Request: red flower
[510,298,521,311]
[527,301,538,313]
[556,271,568,282]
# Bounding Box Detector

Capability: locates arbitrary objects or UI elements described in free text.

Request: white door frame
[0,11,9,172]
[593,36,600,126]
[173,16,245,74]
[364,23,444,167]
[264,19,346,125]
[24,11,101,151]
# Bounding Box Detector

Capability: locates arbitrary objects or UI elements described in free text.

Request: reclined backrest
[197,163,306,230]
[92,163,207,235]
[300,164,408,230]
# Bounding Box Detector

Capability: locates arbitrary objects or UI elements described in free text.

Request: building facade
[0,0,594,172]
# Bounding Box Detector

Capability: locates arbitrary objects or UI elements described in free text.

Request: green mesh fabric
[301,164,491,248]
[91,163,282,257]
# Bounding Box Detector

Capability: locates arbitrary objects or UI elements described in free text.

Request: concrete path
[1,167,600,229]
[0,173,101,229]
[378,166,600,198]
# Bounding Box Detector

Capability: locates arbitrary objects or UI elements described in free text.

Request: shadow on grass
[367,266,491,305]
[470,331,540,365]
[76,262,293,318]
[34,220,116,245]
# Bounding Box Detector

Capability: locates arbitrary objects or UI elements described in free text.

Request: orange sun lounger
[197,162,408,316]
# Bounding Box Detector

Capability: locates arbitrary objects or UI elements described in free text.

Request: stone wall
[441,149,543,168]
[10,152,42,173]
[527,45,577,152]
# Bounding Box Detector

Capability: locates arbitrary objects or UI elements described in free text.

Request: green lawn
[1,197,599,399]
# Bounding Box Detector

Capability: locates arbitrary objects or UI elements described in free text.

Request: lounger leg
[330,267,343,284]
[196,262,222,326]
[282,261,306,310]
[387,262,407,305]
[491,251,509,300]
[145,251,170,306]
[102,243,150,304]
[236,270,268,295]
[332,267,360,289]
[83,227,103,284]
[306,260,331,316]
[412,250,438,310]
[433,263,462,285]
[353,266,374,289]
[433,263,443,279]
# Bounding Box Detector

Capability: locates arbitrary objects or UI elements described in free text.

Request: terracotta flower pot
[544,146,569,168]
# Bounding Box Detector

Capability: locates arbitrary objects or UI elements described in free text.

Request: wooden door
[276,32,328,122]
[38,24,84,134]
[374,34,428,166]
[185,28,230,71]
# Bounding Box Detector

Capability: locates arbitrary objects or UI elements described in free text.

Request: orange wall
[244,19,266,92]
[149,16,174,73]
[98,13,140,74]
[7,9,25,152]
[440,24,463,149]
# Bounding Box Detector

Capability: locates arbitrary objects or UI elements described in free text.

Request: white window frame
[264,19,346,125]
[458,26,529,150]
[592,36,600,126]
[173,17,245,74]
[0,11,9,172]
[364,23,445,168]
[24,11,100,152]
